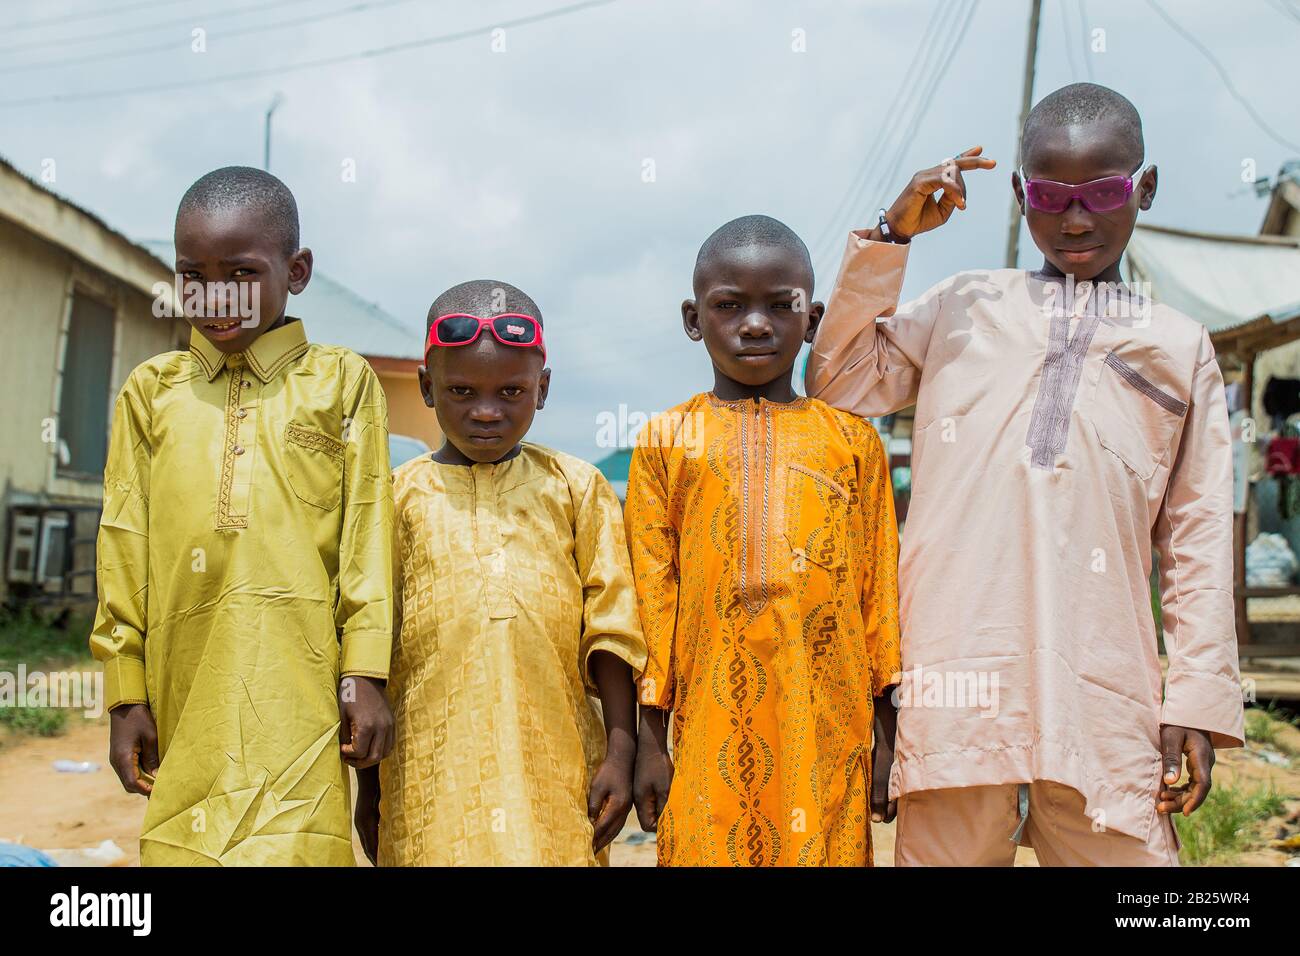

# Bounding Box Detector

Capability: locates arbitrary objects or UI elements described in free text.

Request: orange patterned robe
[626,393,901,866]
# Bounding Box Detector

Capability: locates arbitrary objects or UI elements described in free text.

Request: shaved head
[693,214,813,291]
[177,166,300,255]
[1021,82,1144,170]
[427,279,543,330]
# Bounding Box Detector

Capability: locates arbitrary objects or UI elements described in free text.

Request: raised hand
[881,146,997,241]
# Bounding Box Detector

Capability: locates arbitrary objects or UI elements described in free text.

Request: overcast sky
[4,0,1298,459]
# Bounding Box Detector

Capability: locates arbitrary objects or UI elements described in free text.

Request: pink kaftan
[806,232,1244,843]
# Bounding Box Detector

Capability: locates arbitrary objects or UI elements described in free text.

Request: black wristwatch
[877,208,911,245]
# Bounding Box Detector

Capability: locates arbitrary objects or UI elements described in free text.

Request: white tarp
[1124,224,1300,333]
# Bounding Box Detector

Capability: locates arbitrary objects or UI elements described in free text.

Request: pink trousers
[895,781,1181,867]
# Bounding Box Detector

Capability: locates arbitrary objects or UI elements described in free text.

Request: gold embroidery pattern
[286,422,345,462]
[738,408,752,612]
[757,405,772,611]
[627,394,903,867]
[248,341,309,383]
[216,369,248,531]
[790,463,849,501]
[734,402,780,617]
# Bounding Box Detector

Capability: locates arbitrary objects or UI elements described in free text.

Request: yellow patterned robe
[379,444,647,866]
[91,320,394,866]
[626,393,900,866]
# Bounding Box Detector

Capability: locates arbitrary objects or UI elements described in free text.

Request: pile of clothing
[1245,532,1299,588]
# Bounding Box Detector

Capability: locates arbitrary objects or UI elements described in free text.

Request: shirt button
[241,381,251,389]
[237,408,247,419]
[233,445,245,456]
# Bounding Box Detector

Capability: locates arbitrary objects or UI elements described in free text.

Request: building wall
[0,218,71,499]
[0,216,184,603]
[378,369,442,449]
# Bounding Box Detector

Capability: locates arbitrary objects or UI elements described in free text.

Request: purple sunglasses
[1019,166,1146,214]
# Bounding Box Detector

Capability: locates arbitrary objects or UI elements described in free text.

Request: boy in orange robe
[624,215,901,865]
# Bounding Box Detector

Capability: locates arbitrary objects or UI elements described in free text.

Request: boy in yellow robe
[355,280,646,866]
[625,216,901,866]
[90,167,395,866]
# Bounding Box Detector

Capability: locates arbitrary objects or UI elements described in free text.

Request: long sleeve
[624,441,679,709]
[389,474,405,663]
[806,231,947,416]
[90,369,153,711]
[1154,329,1243,748]
[336,361,395,679]
[858,425,902,696]
[573,468,649,692]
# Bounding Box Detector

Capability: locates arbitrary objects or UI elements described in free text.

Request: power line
[870,0,980,238]
[805,0,955,255]
[810,0,977,282]
[805,0,959,276]
[0,0,421,75]
[1145,0,1300,153]
[0,0,316,55]
[1077,0,1095,81]
[1,0,200,33]
[1060,0,1081,82]
[1267,0,1300,25]
[0,0,620,109]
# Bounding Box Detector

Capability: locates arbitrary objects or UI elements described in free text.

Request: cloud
[5,0,1296,458]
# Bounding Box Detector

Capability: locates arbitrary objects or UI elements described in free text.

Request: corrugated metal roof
[1124,224,1300,333]
[139,239,424,360]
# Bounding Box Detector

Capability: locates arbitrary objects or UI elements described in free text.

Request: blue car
[388,433,431,471]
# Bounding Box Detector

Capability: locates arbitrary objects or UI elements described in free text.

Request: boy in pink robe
[807,83,1244,866]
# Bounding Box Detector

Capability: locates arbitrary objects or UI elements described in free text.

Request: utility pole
[264,92,284,172]
[1004,0,1042,269]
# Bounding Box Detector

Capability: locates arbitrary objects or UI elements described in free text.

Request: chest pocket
[285,421,345,510]
[1090,352,1188,481]
[784,464,850,571]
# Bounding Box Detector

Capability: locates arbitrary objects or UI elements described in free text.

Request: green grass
[0,607,92,739]
[1174,782,1286,865]
[0,605,94,671]
[1245,708,1282,749]
[1151,580,1162,642]
[1245,704,1300,755]
[0,705,67,737]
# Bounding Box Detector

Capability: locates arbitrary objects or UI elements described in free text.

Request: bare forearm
[356,763,380,800]
[638,702,671,755]
[591,651,637,761]
[873,689,898,748]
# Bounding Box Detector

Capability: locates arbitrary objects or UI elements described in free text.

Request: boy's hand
[108,703,159,796]
[633,708,673,831]
[355,768,381,866]
[1157,724,1215,816]
[338,675,394,769]
[588,745,635,853]
[880,145,997,241]
[870,692,899,823]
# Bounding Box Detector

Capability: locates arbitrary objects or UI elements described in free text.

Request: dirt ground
[2,713,1296,867]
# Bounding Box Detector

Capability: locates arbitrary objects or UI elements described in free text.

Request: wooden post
[1235,350,1255,649]
[1004,0,1043,268]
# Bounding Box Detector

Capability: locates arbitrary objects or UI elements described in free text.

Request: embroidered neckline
[706,393,809,412]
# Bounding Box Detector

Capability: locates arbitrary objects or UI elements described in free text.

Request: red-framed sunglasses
[1019,166,1145,214]
[425,312,546,363]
